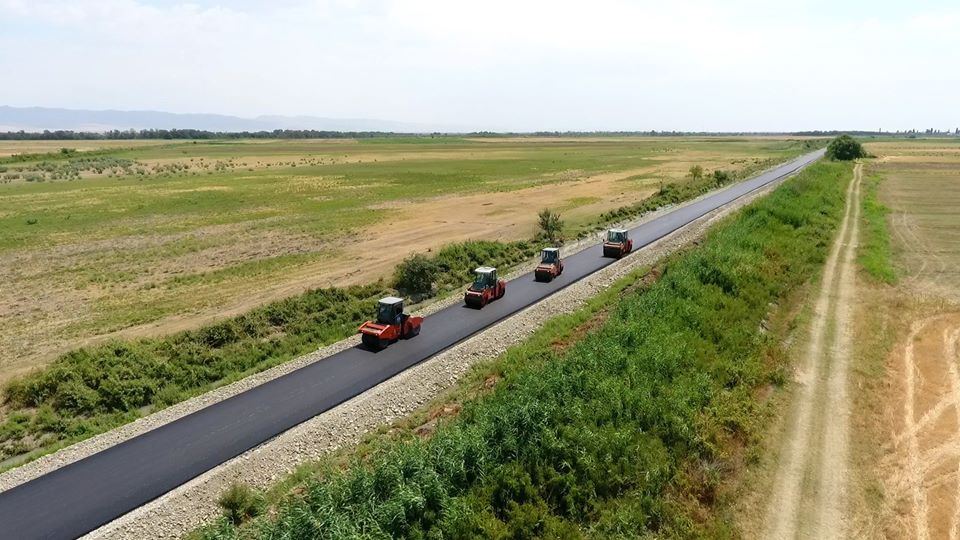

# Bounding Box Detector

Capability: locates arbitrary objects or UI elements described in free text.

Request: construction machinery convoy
[360,228,627,349]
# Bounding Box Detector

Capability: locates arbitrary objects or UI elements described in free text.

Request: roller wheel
[362,333,385,350]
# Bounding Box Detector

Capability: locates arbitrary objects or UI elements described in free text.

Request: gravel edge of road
[82,176,791,540]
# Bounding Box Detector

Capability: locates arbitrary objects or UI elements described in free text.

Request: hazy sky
[1,0,958,131]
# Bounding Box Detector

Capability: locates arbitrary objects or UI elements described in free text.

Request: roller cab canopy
[607,228,628,243]
[376,296,405,324]
[471,267,498,289]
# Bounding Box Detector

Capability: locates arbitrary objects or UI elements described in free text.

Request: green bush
[826,135,866,161]
[688,165,704,181]
[394,253,439,295]
[711,169,733,186]
[537,208,564,244]
[218,483,264,525]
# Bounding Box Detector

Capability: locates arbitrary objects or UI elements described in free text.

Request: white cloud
[0,0,958,130]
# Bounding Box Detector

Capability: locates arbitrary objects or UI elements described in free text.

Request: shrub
[537,208,563,244]
[431,240,537,292]
[712,169,733,186]
[53,380,100,414]
[826,135,866,161]
[394,253,439,295]
[688,165,704,181]
[218,483,264,525]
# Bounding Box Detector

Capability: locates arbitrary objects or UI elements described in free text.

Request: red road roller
[358,296,423,350]
[602,228,633,258]
[464,266,506,308]
[534,247,563,282]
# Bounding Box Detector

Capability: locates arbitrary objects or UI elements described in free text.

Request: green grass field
[0,137,817,383]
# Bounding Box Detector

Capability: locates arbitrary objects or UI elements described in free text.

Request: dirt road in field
[764,163,861,539]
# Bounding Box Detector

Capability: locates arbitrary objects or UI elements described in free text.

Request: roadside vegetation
[826,134,867,161]
[858,170,896,284]
[585,153,803,237]
[0,241,537,465]
[192,161,847,538]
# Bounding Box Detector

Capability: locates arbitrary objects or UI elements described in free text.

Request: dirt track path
[764,163,861,539]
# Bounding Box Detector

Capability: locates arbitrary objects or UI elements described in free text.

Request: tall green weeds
[858,170,896,283]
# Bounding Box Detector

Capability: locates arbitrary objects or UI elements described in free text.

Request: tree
[394,253,439,295]
[537,208,564,244]
[826,135,866,161]
[688,165,704,181]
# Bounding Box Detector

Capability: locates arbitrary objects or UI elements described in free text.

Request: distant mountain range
[0,106,450,133]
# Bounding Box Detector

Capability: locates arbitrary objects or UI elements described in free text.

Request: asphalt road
[0,149,824,540]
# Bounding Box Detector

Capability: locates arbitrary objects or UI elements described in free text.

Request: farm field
[849,139,960,538]
[0,139,171,157]
[0,137,815,382]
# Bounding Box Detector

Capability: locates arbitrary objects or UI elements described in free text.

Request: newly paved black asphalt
[0,149,824,540]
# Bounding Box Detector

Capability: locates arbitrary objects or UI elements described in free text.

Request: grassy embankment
[857,168,896,284]
[847,162,900,534]
[0,143,822,467]
[190,160,849,538]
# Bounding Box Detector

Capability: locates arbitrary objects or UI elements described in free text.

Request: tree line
[0,129,423,141]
